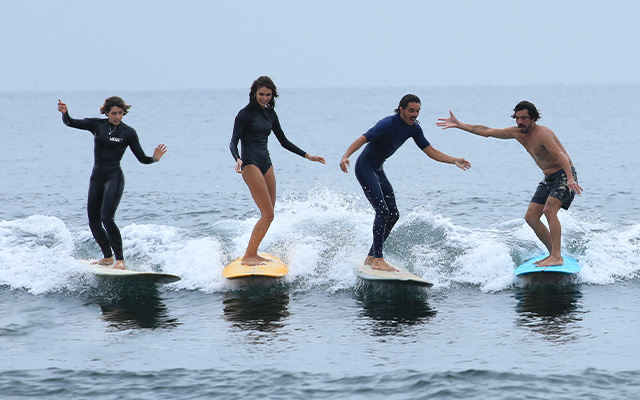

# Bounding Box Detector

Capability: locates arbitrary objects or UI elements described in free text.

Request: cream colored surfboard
[355,263,433,287]
[78,260,181,284]
[223,252,288,279]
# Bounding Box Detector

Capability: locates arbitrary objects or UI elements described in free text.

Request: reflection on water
[514,283,584,343]
[223,286,290,333]
[356,284,436,336]
[87,278,179,331]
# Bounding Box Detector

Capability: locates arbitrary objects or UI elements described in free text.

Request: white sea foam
[1,190,638,294]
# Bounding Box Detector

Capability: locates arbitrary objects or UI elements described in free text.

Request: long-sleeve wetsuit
[355,113,431,258]
[62,113,156,261]
[230,102,306,174]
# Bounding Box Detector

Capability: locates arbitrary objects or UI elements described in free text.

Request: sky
[2,0,639,91]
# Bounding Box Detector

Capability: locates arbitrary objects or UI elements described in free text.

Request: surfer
[340,94,471,272]
[58,97,167,270]
[230,76,325,266]
[437,101,583,267]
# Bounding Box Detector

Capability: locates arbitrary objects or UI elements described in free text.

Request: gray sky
[3,0,639,91]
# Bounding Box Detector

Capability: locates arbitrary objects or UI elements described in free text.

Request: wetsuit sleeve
[61,112,97,133]
[230,110,247,161]
[412,125,430,150]
[271,112,307,157]
[127,128,156,164]
[363,118,392,142]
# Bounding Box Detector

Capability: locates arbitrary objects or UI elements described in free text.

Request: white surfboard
[79,260,181,284]
[355,264,433,287]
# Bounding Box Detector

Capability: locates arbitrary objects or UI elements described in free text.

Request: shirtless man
[437,101,582,266]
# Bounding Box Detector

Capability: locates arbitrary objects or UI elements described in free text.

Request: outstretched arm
[437,110,514,139]
[423,146,471,170]
[339,135,367,173]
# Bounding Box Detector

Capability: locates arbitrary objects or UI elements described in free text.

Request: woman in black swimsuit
[58,96,167,270]
[230,76,325,265]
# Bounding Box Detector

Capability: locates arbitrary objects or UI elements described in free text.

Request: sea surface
[1,85,639,399]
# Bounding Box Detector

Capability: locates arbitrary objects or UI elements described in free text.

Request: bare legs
[524,198,564,266]
[241,165,276,265]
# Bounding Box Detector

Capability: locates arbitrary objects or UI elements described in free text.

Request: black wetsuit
[230,102,306,173]
[355,113,430,258]
[62,113,156,260]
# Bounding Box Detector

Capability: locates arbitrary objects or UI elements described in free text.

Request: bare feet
[241,254,269,266]
[369,257,398,272]
[91,257,114,266]
[533,255,549,265]
[536,256,564,267]
[363,256,375,266]
[113,260,126,270]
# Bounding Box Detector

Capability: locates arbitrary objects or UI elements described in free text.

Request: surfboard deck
[223,252,288,279]
[355,264,433,287]
[78,260,181,284]
[513,254,581,276]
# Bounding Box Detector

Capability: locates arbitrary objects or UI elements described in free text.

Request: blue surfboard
[513,254,581,276]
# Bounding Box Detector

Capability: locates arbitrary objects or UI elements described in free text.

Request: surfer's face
[255,87,272,108]
[399,102,421,125]
[107,106,124,125]
[514,110,533,133]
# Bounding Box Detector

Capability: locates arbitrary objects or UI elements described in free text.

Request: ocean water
[1,85,639,399]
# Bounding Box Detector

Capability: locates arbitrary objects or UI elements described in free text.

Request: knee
[524,211,539,227]
[376,204,390,220]
[261,209,275,223]
[388,209,399,224]
[542,205,559,220]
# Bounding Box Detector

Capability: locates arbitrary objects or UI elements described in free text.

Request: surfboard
[513,254,581,276]
[78,260,181,284]
[355,264,433,287]
[222,252,288,279]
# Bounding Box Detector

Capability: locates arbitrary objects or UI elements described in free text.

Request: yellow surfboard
[222,252,288,279]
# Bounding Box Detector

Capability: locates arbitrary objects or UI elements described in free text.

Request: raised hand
[153,144,167,161]
[57,99,68,114]
[436,110,460,129]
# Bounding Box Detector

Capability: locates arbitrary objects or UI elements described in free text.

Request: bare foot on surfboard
[533,255,549,265]
[113,260,126,270]
[536,256,564,267]
[91,257,114,266]
[369,257,398,272]
[241,254,269,266]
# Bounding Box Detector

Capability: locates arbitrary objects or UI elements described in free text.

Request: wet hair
[249,76,278,109]
[511,100,540,121]
[394,94,421,113]
[100,96,131,115]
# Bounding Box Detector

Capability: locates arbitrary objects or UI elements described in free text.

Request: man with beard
[437,101,583,267]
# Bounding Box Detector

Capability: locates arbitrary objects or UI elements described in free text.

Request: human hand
[339,157,350,173]
[57,99,67,114]
[306,155,326,164]
[152,144,167,161]
[455,158,471,171]
[436,110,460,129]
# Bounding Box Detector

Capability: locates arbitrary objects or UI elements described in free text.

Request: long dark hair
[394,94,421,113]
[100,96,131,115]
[249,76,278,109]
[511,100,540,121]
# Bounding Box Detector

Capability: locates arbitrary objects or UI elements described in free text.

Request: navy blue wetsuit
[62,113,156,260]
[355,113,430,258]
[230,102,306,174]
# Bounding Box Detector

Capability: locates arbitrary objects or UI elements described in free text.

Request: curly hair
[511,100,540,121]
[249,76,278,109]
[100,96,131,115]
